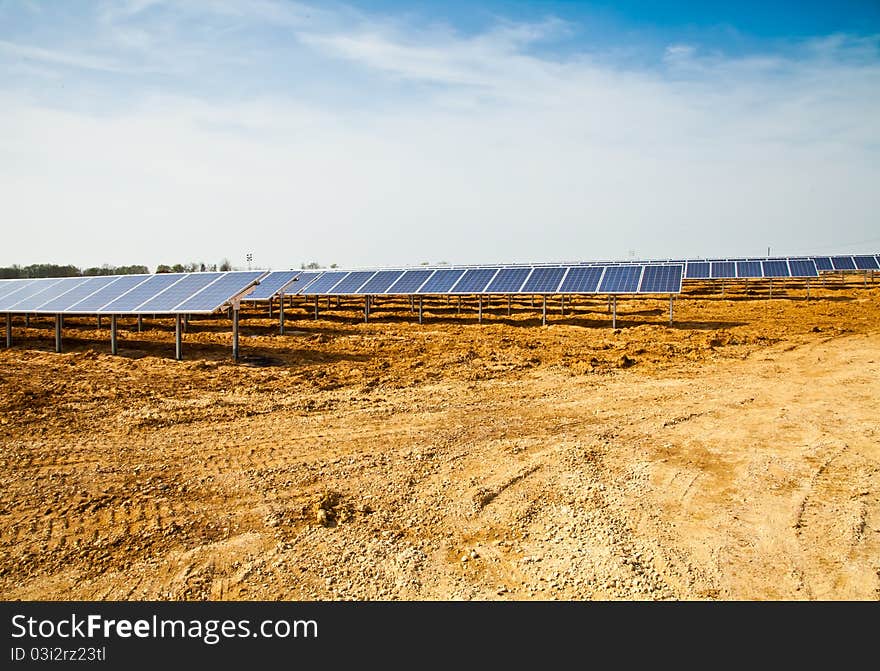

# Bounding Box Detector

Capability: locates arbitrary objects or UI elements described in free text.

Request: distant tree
[329,263,338,268]
[420,261,429,265]
[301,261,322,269]
[219,258,233,272]
[156,264,173,273]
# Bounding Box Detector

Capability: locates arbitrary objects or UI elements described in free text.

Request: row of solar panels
[0,271,265,314]
[248,264,685,300]
[684,258,818,280]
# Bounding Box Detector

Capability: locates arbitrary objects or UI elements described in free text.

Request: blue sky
[1,1,879,270]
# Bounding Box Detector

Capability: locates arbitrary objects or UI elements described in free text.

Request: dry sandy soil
[1,277,878,601]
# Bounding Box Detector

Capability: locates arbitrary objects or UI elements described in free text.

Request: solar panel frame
[736,261,763,278]
[136,273,225,313]
[853,255,880,270]
[386,269,435,294]
[245,271,302,300]
[597,265,643,294]
[710,262,736,279]
[0,278,67,311]
[787,259,819,278]
[33,276,122,313]
[448,268,501,294]
[483,267,532,294]
[685,262,710,280]
[170,271,265,313]
[325,270,378,295]
[812,257,833,271]
[761,260,791,278]
[63,274,154,314]
[98,274,188,313]
[521,266,567,293]
[830,256,856,271]
[639,265,682,293]
[299,271,351,295]
[355,270,407,295]
[558,266,603,293]
[416,269,467,294]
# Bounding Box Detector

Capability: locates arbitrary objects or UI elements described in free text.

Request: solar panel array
[253,263,684,297]
[0,271,265,314]
[684,258,820,280]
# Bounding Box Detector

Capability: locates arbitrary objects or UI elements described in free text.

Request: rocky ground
[1,277,878,600]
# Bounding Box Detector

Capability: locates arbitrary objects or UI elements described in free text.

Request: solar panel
[685,262,710,279]
[246,271,301,300]
[0,279,36,302]
[558,266,603,293]
[100,274,186,312]
[137,273,224,312]
[812,257,833,271]
[386,269,434,294]
[35,276,120,312]
[736,261,763,278]
[521,266,567,293]
[0,278,66,311]
[639,265,682,293]
[449,268,499,293]
[326,271,377,294]
[65,274,152,313]
[853,255,880,270]
[3,277,85,311]
[830,256,856,271]
[484,267,531,293]
[787,259,819,277]
[299,271,350,295]
[172,271,264,313]
[598,266,642,293]
[710,262,736,279]
[762,260,790,278]
[356,270,406,294]
[416,269,467,294]
[287,271,322,294]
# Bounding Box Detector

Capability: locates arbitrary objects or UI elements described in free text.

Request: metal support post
[183,314,189,332]
[612,296,617,329]
[669,295,674,325]
[542,296,547,326]
[478,295,482,324]
[410,296,415,314]
[5,314,11,347]
[97,315,102,329]
[561,295,565,315]
[364,296,370,323]
[507,296,512,317]
[418,296,423,324]
[110,315,118,355]
[137,315,143,332]
[175,314,182,361]
[607,296,611,313]
[269,298,273,319]
[806,278,810,300]
[25,315,29,328]
[232,308,240,362]
[457,296,461,315]
[314,296,319,320]
[769,278,773,299]
[55,314,62,353]
[279,292,285,335]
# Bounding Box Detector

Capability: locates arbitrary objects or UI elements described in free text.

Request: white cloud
[0,2,879,269]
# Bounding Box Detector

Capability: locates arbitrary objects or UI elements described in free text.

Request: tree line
[0,260,235,279]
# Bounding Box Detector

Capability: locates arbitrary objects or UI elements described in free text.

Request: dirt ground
[1,276,878,601]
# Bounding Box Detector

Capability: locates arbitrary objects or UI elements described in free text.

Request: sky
[1,1,879,271]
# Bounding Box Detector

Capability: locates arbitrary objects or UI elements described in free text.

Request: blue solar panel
[736,261,763,278]
[416,269,467,294]
[559,266,603,293]
[521,266,566,293]
[386,269,434,293]
[787,260,819,277]
[450,268,499,293]
[0,278,66,311]
[3,277,85,311]
[137,273,224,312]
[484,267,531,293]
[173,271,264,313]
[711,262,736,279]
[0,279,36,302]
[246,271,301,300]
[830,256,856,270]
[326,271,377,294]
[66,275,151,312]
[35,276,119,312]
[598,266,642,293]
[639,265,682,293]
[685,262,710,279]
[287,271,322,294]
[299,272,349,295]
[356,270,406,294]
[100,274,185,312]
[762,260,790,278]
[812,257,832,271]
[853,255,880,270]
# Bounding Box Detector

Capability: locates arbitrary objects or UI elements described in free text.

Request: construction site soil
[1,279,878,601]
